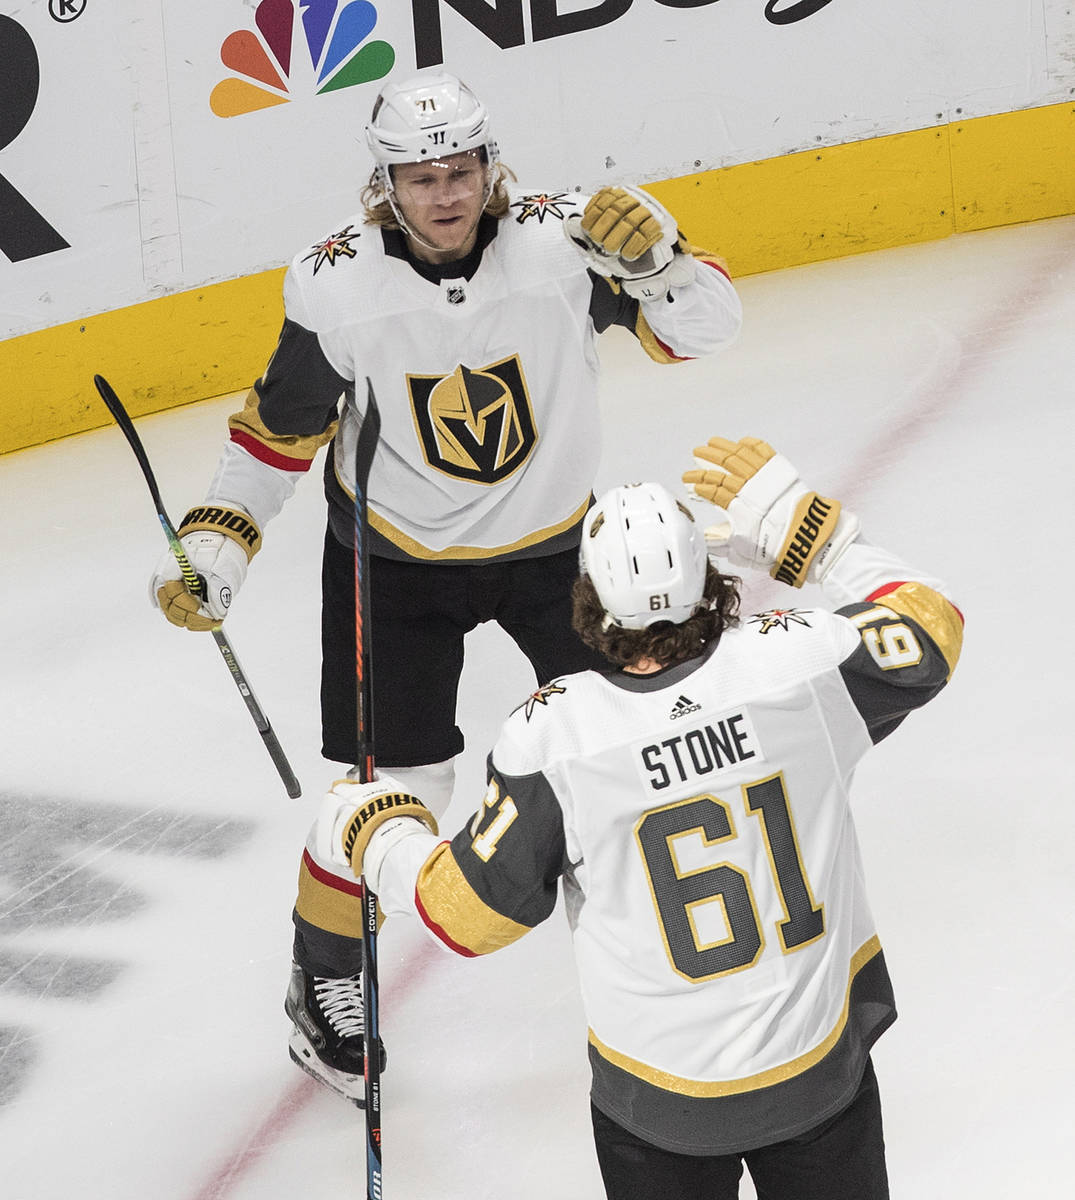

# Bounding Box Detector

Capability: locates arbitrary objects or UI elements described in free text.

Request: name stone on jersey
[636,708,762,793]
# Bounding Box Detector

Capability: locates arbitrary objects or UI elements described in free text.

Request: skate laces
[313,974,365,1038]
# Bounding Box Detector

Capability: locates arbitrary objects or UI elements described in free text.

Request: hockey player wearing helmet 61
[312,446,964,1199]
[579,482,710,628]
[148,67,742,1105]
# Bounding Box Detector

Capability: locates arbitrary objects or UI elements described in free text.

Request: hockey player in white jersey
[146,68,742,1101]
[313,437,964,1198]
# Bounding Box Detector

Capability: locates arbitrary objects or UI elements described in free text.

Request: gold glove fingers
[156,579,221,631]
[582,187,665,260]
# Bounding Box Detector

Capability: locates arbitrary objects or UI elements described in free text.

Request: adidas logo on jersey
[670,694,702,720]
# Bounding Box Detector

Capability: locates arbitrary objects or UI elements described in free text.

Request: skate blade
[288,1035,366,1108]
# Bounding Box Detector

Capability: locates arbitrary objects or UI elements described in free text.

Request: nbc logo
[210,0,395,118]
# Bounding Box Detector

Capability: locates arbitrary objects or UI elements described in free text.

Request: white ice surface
[1,216,1073,1198]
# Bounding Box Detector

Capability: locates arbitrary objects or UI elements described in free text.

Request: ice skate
[284,962,385,1106]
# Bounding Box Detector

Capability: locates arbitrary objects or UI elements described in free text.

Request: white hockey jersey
[204,189,741,563]
[372,542,964,1154]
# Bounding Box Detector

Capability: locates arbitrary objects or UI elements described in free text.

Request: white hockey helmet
[364,69,498,170]
[580,483,708,630]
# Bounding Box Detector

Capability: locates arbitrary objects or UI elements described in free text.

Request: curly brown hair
[359,161,517,229]
[572,564,741,670]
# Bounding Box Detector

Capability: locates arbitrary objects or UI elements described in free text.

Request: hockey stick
[351,380,383,1198]
[93,374,302,800]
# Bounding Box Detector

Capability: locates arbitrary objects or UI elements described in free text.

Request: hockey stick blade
[94,374,302,800]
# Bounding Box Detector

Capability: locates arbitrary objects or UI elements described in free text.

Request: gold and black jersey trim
[228,385,338,472]
[294,847,364,938]
[414,843,532,956]
[634,310,691,364]
[867,581,964,678]
[415,765,567,952]
[228,317,348,471]
[588,939,895,1156]
[837,582,962,743]
[631,242,729,365]
[589,936,883,1097]
[361,495,592,562]
[587,238,728,361]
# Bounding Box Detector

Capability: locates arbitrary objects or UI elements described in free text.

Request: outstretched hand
[683,437,859,587]
[565,185,696,301]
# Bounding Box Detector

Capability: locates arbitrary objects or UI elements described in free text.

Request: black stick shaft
[352,381,383,1198]
[93,374,301,799]
[362,881,382,1199]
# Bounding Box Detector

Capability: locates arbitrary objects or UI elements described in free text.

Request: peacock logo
[210,0,395,118]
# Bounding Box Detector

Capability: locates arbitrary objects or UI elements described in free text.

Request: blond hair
[360,161,517,229]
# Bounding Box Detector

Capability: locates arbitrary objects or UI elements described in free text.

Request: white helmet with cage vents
[365,69,498,169]
[580,483,708,630]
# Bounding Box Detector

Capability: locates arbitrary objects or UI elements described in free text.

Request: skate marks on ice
[0,1026,36,1109]
[0,792,255,1105]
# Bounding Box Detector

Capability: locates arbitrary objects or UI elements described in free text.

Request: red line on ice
[186,220,1072,1198]
[187,940,442,1199]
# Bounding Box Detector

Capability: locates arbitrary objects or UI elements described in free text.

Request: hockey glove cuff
[316,775,439,879]
[683,436,860,587]
[150,502,262,630]
[565,185,696,302]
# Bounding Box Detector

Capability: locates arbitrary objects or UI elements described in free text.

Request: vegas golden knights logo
[408,357,536,483]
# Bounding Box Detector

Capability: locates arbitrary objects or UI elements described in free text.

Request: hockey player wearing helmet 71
[362,71,500,261]
[312,444,964,1198]
[147,67,742,1105]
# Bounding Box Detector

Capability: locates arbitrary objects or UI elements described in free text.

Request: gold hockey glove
[565,185,696,301]
[683,437,859,587]
[149,503,262,630]
[315,775,439,879]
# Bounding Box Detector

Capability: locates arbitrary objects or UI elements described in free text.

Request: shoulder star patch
[510,193,576,224]
[518,680,568,720]
[303,225,361,274]
[749,608,814,634]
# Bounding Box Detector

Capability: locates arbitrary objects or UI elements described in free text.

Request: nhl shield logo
[408,357,536,483]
